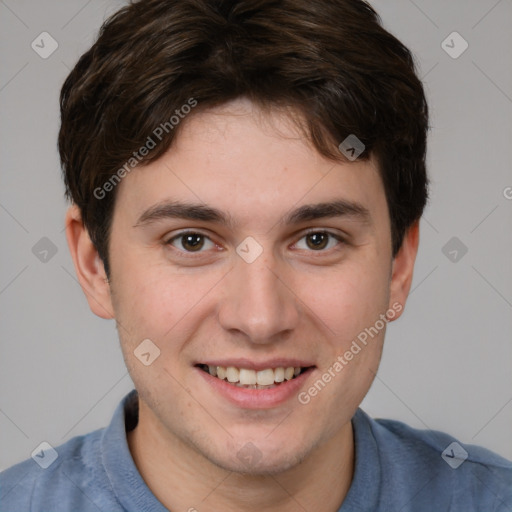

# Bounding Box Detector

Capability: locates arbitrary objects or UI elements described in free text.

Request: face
[74,99,416,475]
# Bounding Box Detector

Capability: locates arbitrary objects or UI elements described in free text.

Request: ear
[65,204,114,319]
[387,220,420,321]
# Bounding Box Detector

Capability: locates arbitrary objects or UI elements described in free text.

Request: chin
[200,437,312,476]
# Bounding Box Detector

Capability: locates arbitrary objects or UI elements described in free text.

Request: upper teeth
[208,365,302,385]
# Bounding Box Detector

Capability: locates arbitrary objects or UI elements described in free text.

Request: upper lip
[196,358,316,371]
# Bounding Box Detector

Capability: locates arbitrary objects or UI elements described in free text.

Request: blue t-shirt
[1,390,511,511]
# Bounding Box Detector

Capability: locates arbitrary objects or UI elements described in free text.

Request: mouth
[196,364,313,390]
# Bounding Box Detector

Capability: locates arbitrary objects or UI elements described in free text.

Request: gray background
[1,0,511,471]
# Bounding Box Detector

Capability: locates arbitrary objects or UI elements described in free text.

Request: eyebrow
[134,199,371,228]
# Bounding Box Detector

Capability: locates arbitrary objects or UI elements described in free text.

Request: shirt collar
[101,390,168,512]
[337,408,381,511]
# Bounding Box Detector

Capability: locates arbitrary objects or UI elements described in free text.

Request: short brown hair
[59,0,429,276]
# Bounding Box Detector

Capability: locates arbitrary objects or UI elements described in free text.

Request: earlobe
[65,205,114,319]
[388,221,420,321]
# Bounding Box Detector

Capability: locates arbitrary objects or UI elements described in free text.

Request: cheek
[304,257,391,344]
[112,275,185,341]
[109,251,223,347]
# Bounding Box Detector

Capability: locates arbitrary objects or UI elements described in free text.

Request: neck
[127,402,354,512]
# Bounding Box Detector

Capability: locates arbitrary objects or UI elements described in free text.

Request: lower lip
[196,367,315,409]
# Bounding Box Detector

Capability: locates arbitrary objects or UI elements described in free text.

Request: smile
[197,364,309,389]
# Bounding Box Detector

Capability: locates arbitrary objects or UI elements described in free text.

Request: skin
[66,98,419,512]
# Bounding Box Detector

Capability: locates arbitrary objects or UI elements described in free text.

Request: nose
[217,250,301,344]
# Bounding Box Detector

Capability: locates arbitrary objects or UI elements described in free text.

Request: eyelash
[164,229,346,258]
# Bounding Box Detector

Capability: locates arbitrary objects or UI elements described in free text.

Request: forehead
[113,100,388,232]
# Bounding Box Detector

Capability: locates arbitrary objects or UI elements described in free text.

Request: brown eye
[295,231,344,252]
[306,232,329,250]
[167,232,215,253]
[181,233,204,252]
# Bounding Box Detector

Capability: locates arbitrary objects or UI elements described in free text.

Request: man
[1,0,511,510]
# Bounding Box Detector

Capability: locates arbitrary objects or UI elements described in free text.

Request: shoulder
[0,428,121,512]
[371,412,512,471]
[354,409,512,511]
